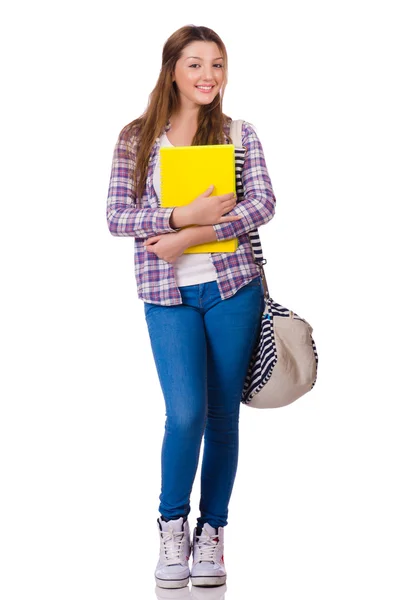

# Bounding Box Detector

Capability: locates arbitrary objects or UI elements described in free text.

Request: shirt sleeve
[106,130,181,238]
[212,121,276,241]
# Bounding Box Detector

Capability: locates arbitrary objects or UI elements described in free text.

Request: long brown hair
[124,25,232,201]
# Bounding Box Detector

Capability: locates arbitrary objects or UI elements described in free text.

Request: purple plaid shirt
[106,119,276,305]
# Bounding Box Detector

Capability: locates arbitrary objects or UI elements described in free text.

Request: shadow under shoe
[191,583,227,600]
[155,516,191,589]
[155,584,192,599]
[190,523,227,587]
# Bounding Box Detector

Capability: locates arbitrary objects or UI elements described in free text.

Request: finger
[218,215,242,222]
[202,184,214,196]
[144,236,161,246]
[221,194,236,204]
[225,199,237,208]
[222,202,237,213]
[145,243,160,251]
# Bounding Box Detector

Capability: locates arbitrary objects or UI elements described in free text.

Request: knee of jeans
[206,406,240,433]
[166,409,206,437]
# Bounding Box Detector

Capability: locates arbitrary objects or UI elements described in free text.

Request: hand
[188,184,243,226]
[143,232,187,264]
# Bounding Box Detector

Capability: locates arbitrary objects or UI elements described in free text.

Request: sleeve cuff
[156,207,182,233]
[213,221,237,241]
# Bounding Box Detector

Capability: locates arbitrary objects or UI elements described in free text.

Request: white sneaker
[190,523,227,587]
[155,516,191,589]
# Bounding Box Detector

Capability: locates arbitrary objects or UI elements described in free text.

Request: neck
[170,106,200,129]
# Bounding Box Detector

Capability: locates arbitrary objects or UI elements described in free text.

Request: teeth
[197,86,213,90]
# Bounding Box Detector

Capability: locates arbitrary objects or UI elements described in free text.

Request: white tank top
[152,132,218,287]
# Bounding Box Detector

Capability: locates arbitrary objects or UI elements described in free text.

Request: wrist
[179,225,217,249]
[178,226,196,249]
[171,205,194,229]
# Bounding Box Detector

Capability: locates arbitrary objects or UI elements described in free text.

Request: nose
[202,65,215,81]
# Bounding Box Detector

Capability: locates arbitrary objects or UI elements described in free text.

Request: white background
[1,1,396,598]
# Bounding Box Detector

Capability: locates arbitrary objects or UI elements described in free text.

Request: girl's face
[172,41,225,110]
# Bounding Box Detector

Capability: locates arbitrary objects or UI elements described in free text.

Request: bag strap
[229,120,270,299]
[229,119,243,147]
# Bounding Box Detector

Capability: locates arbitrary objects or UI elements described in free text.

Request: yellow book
[160,144,238,253]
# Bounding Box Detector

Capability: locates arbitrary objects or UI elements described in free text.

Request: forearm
[213,121,276,241]
[107,204,181,238]
[212,195,275,241]
[180,225,218,249]
[169,206,196,229]
[107,200,195,238]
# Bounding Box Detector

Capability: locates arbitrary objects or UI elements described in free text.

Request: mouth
[195,85,215,94]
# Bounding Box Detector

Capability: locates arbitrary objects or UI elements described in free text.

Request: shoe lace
[196,529,219,563]
[160,526,186,565]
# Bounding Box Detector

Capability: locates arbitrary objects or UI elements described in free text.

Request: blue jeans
[143,276,264,529]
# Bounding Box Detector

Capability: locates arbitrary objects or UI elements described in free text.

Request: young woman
[106,25,276,589]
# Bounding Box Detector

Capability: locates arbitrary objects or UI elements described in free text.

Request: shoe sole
[191,574,227,586]
[155,576,190,589]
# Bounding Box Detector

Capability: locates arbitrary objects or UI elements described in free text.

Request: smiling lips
[196,85,215,93]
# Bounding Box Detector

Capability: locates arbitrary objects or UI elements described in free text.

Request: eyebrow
[184,56,224,61]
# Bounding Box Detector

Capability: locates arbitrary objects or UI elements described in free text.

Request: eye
[188,63,223,69]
